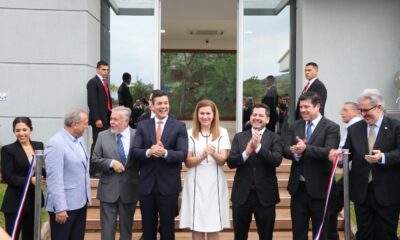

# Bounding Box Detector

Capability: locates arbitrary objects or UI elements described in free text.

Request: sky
[243,7,290,79]
[110,6,290,87]
[110,11,155,87]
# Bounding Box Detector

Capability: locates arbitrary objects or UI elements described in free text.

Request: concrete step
[85,208,344,231]
[84,230,345,240]
[89,189,292,209]
[181,161,292,172]
[90,177,290,194]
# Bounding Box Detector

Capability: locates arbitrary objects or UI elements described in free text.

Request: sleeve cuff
[242,151,249,162]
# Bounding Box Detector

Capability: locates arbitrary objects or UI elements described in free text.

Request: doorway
[108,0,294,134]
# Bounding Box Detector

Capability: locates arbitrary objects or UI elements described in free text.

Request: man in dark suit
[87,60,112,156]
[228,104,283,240]
[137,91,156,123]
[118,72,135,128]
[295,62,327,119]
[327,102,361,240]
[330,89,400,240]
[133,89,188,240]
[91,106,139,240]
[284,91,340,240]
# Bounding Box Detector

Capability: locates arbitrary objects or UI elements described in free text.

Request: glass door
[237,0,292,133]
[109,0,161,100]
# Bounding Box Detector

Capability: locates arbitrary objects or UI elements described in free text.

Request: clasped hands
[149,141,166,158]
[200,144,216,160]
[30,176,46,186]
[289,136,307,155]
[328,149,382,164]
[245,129,261,156]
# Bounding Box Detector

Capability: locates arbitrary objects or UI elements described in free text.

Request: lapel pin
[384,126,388,130]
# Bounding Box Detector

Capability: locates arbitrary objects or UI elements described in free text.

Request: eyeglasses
[358,105,377,114]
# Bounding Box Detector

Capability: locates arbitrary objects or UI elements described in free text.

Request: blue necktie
[306,121,313,141]
[117,134,126,165]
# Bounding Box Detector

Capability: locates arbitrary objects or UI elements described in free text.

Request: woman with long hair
[180,99,231,240]
[1,117,45,240]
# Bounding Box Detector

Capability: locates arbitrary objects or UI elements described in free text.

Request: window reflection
[242,6,290,133]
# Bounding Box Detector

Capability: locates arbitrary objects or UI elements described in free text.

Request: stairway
[85,159,344,239]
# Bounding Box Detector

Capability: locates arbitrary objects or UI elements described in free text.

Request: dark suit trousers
[290,182,329,240]
[90,125,108,157]
[49,205,87,240]
[232,190,276,240]
[327,178,343,240]
[4,212,34,240]
[355,184,400,240]
[139,183,178,240]
[100,198,136,240]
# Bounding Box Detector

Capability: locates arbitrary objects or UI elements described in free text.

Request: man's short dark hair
[97,60,109,69]
[305,62,318,69]
[151,89,168,104]
[122,72,131,83]
[266,75,275,80]
[252,103,270,117]
[299,91,321,107]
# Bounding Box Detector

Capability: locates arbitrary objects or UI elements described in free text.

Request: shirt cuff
[164,150,168,158]
[109,160,114,168]
[379,153,386,164]
[255,144,261,154]
[146,149,151,158]
[242,151,249,162]
[294,153,302,162]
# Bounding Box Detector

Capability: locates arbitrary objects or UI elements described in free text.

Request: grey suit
[91,128,139,240]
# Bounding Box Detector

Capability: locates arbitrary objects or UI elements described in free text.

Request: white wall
[0,1,101,147]
[296,0,400,130]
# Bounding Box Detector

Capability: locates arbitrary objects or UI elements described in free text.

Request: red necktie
[303,81,311,93]
[156,121,163,143]
[102,78,111,111]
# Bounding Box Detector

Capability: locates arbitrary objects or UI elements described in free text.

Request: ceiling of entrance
[161,0,237,43]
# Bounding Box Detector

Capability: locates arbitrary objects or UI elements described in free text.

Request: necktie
[306,121,313,141]
[102,78,111,111]
[368,124,376,182]
[303,81,311,93]
[156,121,163,143]
[117,134,126,165]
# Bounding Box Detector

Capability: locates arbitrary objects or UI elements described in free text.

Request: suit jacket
[91,128,139,203]
[1,141,44,213]
[227,129,282,207]
[133,116,188,196]
[87,75,111,127]
[137,111,152,123]
[345,116,400,206]
[44,129,91,212]
[283,117,340,199]
[295,79,328,119]
[118,83,133,110]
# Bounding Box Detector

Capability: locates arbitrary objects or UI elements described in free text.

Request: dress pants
[90,125,108,157]
[232,190,276,240]
[139,183,179,240]
[291,182,329,240]
[4,211,34,240]
[49,205,87,240]
[327,178,343,240]
[355,183,400,240]
[100,198,136,240]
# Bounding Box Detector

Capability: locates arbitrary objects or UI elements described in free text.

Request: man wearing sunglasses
[330,89,400,240]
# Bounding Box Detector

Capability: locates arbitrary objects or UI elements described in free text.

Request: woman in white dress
[180,99,231,240]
